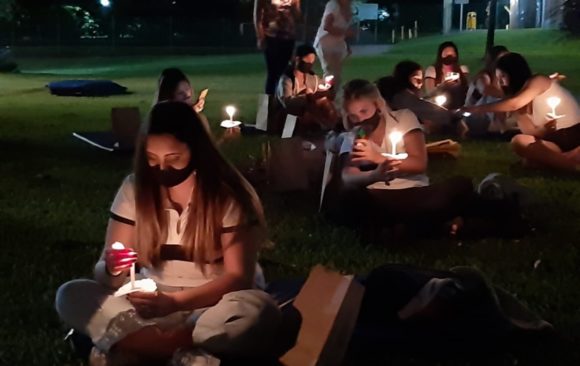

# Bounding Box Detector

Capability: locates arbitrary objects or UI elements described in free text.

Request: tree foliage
[563,0,580,35]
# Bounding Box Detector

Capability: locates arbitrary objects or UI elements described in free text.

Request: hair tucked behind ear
[342,79,390,130]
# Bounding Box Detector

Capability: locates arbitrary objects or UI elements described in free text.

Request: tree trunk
[485,0,497,56]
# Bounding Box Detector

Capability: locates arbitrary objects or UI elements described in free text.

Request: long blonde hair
[341,79,391,131]
[133,102,265,269]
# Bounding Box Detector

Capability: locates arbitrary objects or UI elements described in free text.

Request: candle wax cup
[114,279,157,297]
[382,153,408,160]
[545,113,566,120]
[220,120,242,129]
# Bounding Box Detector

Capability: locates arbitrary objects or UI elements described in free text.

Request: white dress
[314,0,352,75]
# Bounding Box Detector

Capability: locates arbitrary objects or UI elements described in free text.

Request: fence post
[169,16,174,50]
[111,14,116,50]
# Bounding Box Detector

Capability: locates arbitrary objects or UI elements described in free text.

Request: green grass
[1,29,579,365]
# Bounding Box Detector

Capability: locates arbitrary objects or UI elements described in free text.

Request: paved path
[350,44,392,57]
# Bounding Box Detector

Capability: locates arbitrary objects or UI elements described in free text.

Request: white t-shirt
[110,175,265,288]
[424,65,470,81]
[340,109,430,190]
[532,80,580,130]
[314,0,351,51]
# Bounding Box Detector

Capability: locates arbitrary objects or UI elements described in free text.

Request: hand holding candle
[221,105,242,128]
[318,74,335,91]
[107,242,137,285]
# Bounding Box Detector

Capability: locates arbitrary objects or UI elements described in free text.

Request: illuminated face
[301,53,316,64]
[173,81,193,105]
[441,46,457,59]
[496,69,509,88]
[146,134,191,170]
[410,69,423,89]
[345,98,377,124]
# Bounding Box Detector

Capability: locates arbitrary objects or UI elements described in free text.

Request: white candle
[130,263,136,290]
[111,241,135,289]
[225,105,236,121]
[547,97,561,116]
[389,131,403,156]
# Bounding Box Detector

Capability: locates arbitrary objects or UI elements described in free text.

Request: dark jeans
[264,36,295,95]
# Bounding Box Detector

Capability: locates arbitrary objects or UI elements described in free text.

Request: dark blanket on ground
[47,80,128,96]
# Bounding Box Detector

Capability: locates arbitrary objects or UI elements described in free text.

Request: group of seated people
[277,41,580,172]
[53,40,578,364]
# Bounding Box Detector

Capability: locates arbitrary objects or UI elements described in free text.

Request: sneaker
[477,173,531,208]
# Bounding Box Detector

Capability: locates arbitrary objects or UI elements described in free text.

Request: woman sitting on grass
[55,102,279,364]
[328,79,525,238]
[155,67,240,142]
[155,68,206,113]
[463,45,513,137]
[376,60,454,134]
[461,53,580,172]
[273,44,339,136]
[423,41,469,110]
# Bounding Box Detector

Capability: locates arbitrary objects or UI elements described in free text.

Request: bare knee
[510,134,535,155]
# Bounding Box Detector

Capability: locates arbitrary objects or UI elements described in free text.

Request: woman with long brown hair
[424,41,470,110]
[55,102,279,364]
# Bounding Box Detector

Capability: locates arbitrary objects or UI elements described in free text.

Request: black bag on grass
[350,264,552,359]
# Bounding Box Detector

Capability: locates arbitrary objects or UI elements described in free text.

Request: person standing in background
[254,0,302,95]
[314,0,354,95]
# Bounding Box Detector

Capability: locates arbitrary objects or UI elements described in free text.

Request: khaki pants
[55,279,281,357]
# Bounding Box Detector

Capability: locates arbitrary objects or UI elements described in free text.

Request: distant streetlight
[100,0,111,7]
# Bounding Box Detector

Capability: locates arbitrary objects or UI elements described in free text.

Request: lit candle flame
[389,131,403,156]
[111,242,125,250]
[435,95,447,107]
[547,97,561,116]
[225,105,236,121]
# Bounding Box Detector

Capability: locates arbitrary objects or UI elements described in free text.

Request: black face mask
[357,111,382,136]
[297,60,314,74]
[442,55,457,65]
[151,159,196,188]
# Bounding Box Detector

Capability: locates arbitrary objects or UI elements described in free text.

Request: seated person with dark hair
[272,44,339,136]
[376,61,454,134]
